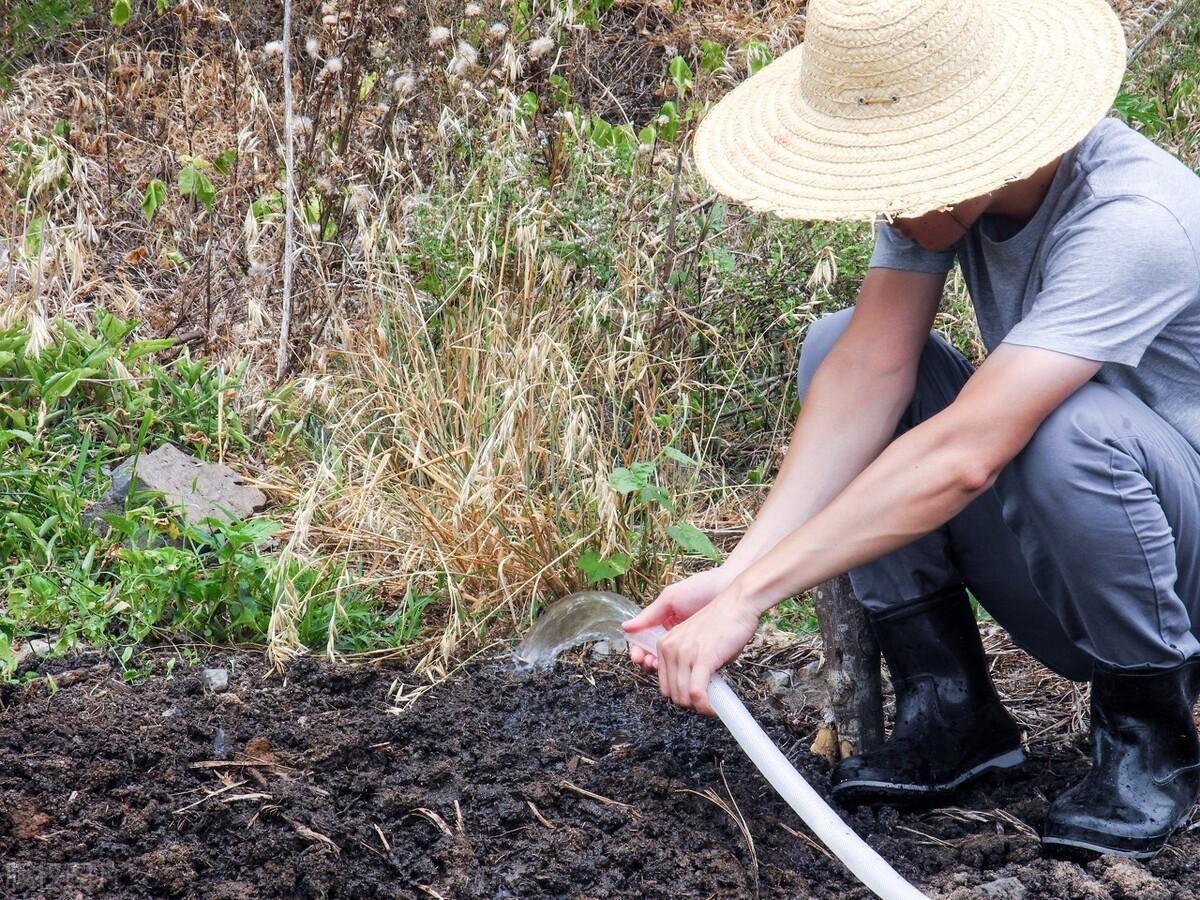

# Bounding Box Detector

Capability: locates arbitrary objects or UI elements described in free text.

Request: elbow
[953,458,1000,495]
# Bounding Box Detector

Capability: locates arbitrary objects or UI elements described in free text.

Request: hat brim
[692,0,1127,222]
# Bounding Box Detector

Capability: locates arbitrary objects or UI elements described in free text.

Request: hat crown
[800,0,995,118]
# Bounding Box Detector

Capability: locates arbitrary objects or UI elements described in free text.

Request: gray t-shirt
[869,117,1200,453]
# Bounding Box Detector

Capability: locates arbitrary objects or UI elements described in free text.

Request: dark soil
[2,648,1199,900]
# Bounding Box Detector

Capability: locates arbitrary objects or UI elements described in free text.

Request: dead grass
[1,0,1192,669]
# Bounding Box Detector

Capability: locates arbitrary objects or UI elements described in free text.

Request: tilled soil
[2,648,1199,899]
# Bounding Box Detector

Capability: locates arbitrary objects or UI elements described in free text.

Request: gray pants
[796,309,1200,681]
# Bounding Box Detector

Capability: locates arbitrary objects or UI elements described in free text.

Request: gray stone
[85,443,267,534]
[763,669,793,694]
[28,639,51,656]
[979,877,1026,899]
[201,668,229,692]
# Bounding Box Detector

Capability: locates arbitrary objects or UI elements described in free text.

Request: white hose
[626,624,929,900]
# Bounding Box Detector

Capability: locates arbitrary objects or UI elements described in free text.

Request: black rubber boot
[1041,661,1200,859]
[831,588,1025,804]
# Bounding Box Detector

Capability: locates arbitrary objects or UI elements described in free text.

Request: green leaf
[666,522,721,562]
[577,550,632,584]
[142,179,167,224]
[638,483,675,513]
[156,0,171,13]
[669,56,693,100]
[638,125,656,146]
[213,149,238,176]
[125,338,175,361]
[743,39,773,75]
[0,634,16,679]
[657,102,680,142]
[111,0,132,26]
[700,39,725,73]
[178,165,217,209]
[589,116,614,148]
[662,446,700,466]
[251,192,282,222]
[0,350,14,370]
[516,91,539,125]
[548,74,570,106]
[41,367,96,406]
[608,461,655,495]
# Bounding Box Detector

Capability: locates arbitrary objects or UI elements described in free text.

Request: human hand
[621,566,736,673]
[645,588,760,716]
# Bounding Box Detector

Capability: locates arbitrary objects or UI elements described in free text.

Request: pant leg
[795,309,1093,680]
[998,382,1200,671]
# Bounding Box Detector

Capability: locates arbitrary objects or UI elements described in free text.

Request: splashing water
[513,591,642,668]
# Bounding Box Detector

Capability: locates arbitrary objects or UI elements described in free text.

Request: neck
[984,156,1062,224]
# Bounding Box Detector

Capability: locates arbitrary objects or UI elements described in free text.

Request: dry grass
[1,0,1191,670]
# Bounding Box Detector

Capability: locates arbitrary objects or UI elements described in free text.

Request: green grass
[0,312,427,681]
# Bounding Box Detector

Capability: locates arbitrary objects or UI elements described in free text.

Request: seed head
[528,36,554,60]
[486,22,508,41]
[305,36,321,58]
[264,40,284,56]
[428,25,452,47]
[464,1,482,14]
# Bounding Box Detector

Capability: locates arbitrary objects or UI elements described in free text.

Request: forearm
[722,350,914,575]
[733,408,996,614]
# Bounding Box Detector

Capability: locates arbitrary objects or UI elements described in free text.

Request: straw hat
[692,0,1127,222]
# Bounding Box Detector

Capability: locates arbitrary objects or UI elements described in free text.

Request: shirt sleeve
[867,222,957,274]
[1002,196,1200,367]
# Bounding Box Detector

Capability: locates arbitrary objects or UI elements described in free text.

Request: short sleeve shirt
[869,117,1200,453]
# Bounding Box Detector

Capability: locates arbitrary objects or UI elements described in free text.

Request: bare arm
[724,267,946,573]
[625,267,944,658]
[655,340,1102,714]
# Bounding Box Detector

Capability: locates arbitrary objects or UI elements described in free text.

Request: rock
[201,668,229,692]
[85,443,267,534]
[979,876,1027,899]
[763,669,793,694]
[28,639,51,656]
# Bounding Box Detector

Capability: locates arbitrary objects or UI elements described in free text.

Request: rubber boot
[831,588,1025,804]
[1041,660,1200,859]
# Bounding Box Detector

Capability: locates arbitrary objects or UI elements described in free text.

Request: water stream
[513,590,640,668]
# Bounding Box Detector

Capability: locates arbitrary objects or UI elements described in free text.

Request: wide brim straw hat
[692,0,1127,222]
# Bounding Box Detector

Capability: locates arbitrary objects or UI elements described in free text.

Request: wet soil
[2,649,1199,899]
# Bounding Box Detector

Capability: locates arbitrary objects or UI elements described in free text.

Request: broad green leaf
[638,483,675,513]
[41,367,96,406]
[663,446,700,466]
[178,165,217,209]
[666,522,721,562]
[669,56,693,100]
[608,461,655,495]
[213,149,238,176]
[657,102,680,141]
[111,0,132,26]
[0,350,14,370]
[142,179,166,224]
[577,550,632,584]
[638,125,656,146]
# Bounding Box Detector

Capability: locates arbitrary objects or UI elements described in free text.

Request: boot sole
[1040,833,1165,861]
[832,747,1026,803]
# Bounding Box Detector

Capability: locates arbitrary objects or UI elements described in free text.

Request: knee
[796,308,854,400]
